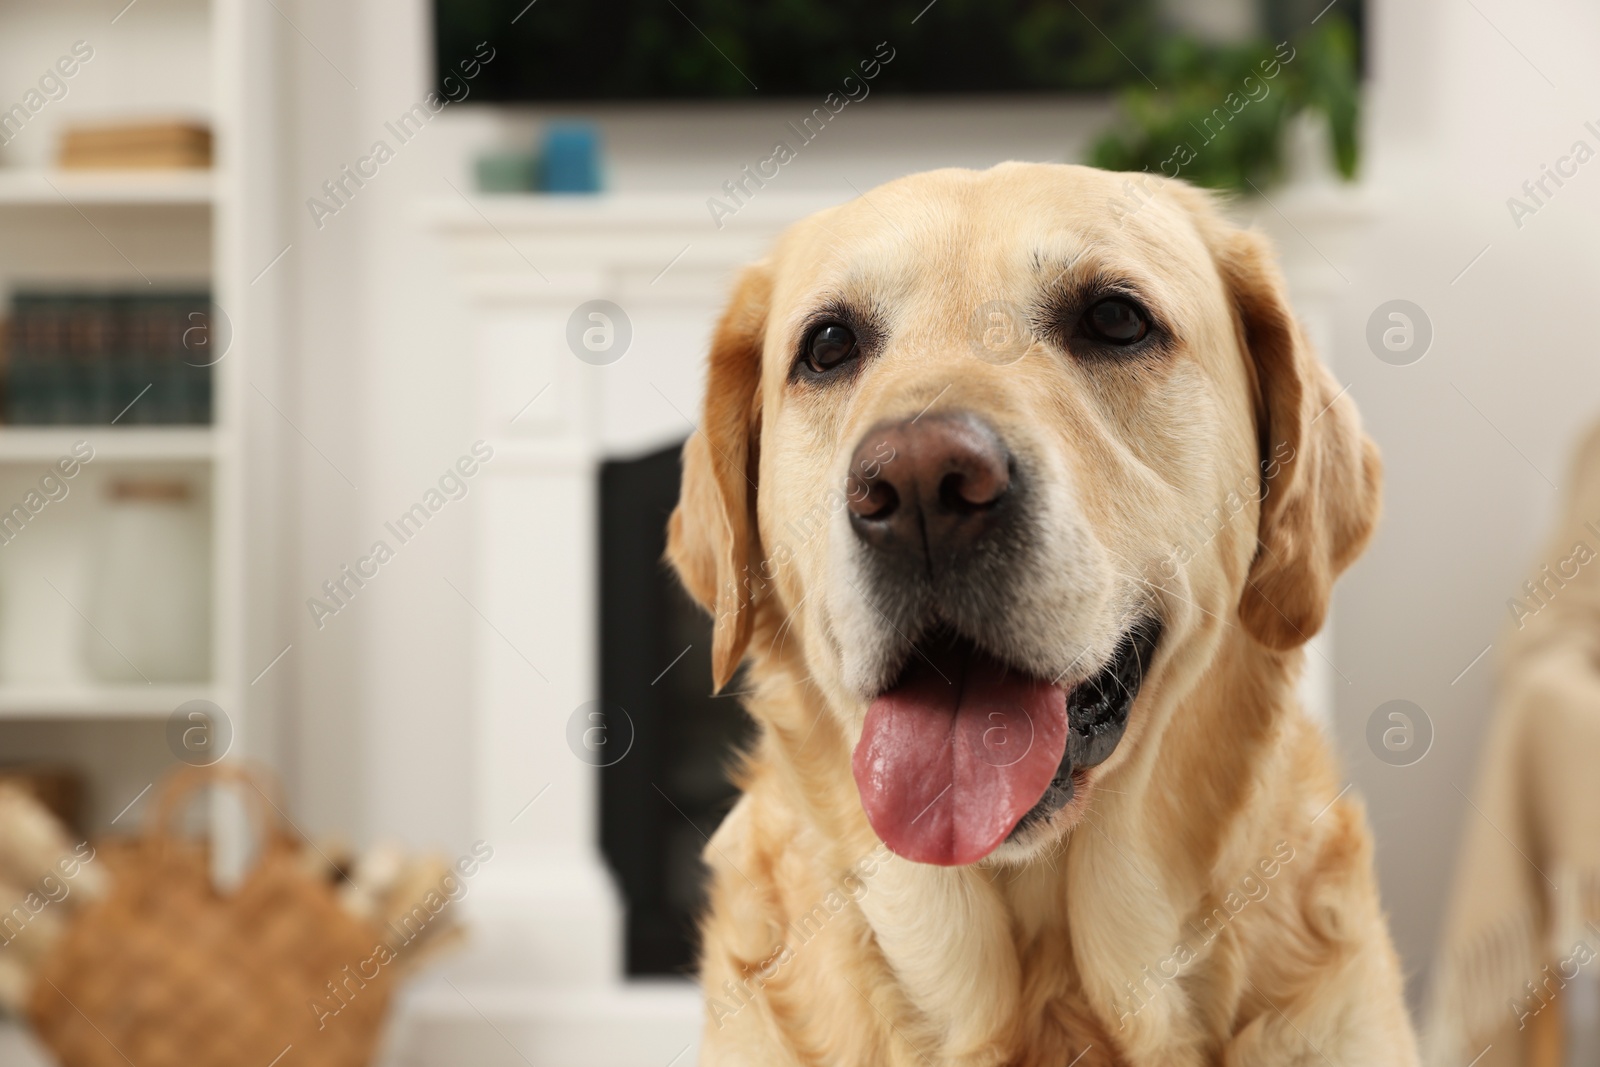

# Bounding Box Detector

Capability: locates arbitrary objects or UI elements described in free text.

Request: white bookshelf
[0,682,220,719]
[0,0,266,828]
[0,1,270,1060]
[0,426,218,461]
[0,168,215,206]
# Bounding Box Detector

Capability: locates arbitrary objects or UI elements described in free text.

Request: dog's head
[669,163,1379,868]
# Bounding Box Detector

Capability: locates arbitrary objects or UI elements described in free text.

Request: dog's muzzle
[841,409,1163,866]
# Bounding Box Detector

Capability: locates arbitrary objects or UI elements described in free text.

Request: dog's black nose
[847,411,1012,569]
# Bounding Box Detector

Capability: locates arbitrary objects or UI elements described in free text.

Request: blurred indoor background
[0,0,1597,1063]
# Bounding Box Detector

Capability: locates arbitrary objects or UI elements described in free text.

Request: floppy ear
[1217,229,1382,650]
[666,264,771,690]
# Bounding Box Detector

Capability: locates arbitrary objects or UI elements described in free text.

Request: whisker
[1104,551,1224,627]
[768,587,813,660]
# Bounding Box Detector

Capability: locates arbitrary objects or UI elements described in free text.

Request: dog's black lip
[1008,618,1163,838]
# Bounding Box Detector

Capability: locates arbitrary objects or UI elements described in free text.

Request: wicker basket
[28,764,396,1067]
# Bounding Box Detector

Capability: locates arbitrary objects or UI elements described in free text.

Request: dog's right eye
[802,323,860,374]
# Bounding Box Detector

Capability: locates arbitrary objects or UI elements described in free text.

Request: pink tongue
[852,645,1068,866]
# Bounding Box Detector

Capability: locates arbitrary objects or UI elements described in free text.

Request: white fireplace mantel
[392,192,845,1067]
[394,184,1366,1065]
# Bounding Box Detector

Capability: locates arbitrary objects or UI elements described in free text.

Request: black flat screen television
[433,0,1162,102]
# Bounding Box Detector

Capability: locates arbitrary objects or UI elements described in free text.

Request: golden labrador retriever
[667,162,1416,1066]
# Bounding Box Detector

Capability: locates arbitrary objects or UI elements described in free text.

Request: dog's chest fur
[700,769,1153,1067]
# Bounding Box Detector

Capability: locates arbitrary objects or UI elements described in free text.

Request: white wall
[1338,0,1600,1008]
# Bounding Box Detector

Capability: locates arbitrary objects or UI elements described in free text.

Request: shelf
[0,682,216,719]
[0,426,216,462]
[0,168,215,207]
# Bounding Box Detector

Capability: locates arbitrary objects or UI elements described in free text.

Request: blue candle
[540,123,602,193]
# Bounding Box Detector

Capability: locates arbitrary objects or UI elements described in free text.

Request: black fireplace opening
[599,442,758,977]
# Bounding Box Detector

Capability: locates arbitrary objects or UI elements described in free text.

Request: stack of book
[58,121,213,169]
[4,292,215,425]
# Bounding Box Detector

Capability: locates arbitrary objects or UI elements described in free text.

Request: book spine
[193,296,214,424]
[88,295,116,424]
[5,295,28,424]
[1,290,216,426]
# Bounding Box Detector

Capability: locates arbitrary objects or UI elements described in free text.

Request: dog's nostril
[934,454,1011,511]
[857,481,899,521]
[939,463,1007,514]
[939,472,971,513]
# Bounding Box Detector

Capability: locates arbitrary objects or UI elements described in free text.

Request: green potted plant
[1089,16,1361,192]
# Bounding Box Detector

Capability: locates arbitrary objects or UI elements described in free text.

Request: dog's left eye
[803,323,860,373]
[1081,298,1149,346]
